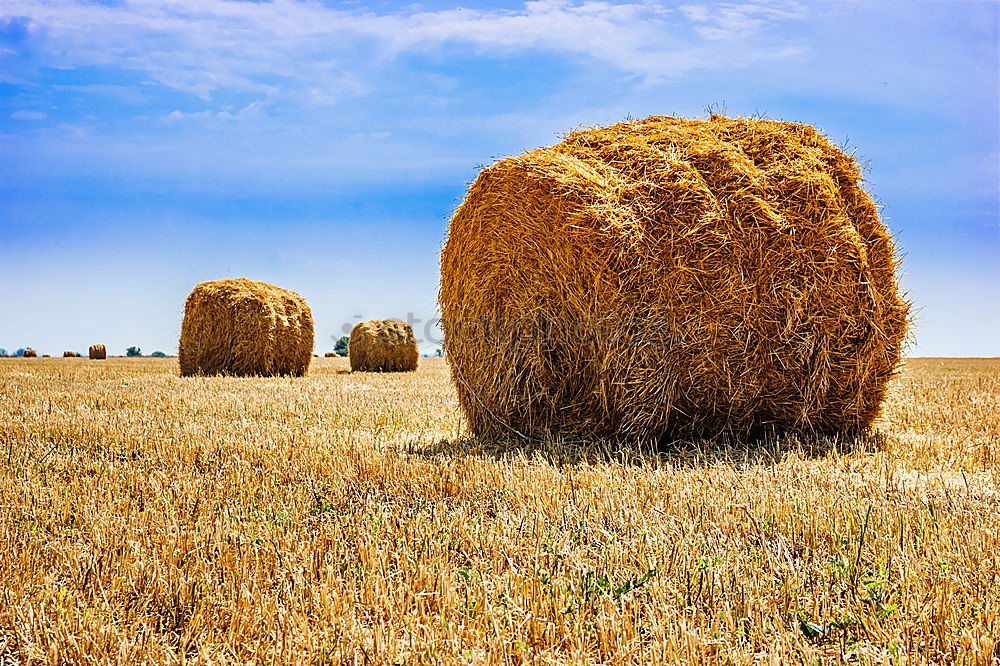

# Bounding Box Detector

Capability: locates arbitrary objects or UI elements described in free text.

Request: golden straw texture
[88,344,107,360]
[349,320,419,372]
[179,278,314,377]
[440,115,910,442]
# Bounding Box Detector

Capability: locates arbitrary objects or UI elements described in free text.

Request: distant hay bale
[349,320,419,372]
[63,351,77,358]
[89,344,107,360]
[23,349,37,358]
[42,354,51,358]
[324,352,337,358]
[440,115,910,442]
[179,278,314,377]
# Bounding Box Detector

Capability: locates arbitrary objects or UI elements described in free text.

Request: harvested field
[0,357,997,663]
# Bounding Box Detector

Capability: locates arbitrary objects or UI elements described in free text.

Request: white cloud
[351,131,392,140]
[685,4,762,39]
[166,109,213,121]
[11,110,47,120]
[57,83,150,105]
[0,0,813,191]
[681,2,804,40]
[165,99,269,122]
[2,0,807,110]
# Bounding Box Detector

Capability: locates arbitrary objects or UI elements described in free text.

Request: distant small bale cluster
[440,114,910,442]
[63,351,79,358]
[324,352,337,358]
[41,354,51,358]
[89,344,107,360]
[23,349,38,358]
[349,320,419,372]
[179,278,314,377]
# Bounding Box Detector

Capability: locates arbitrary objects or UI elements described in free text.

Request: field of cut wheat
[0,357,997,664]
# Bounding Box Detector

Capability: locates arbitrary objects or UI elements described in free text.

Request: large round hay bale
[440,115,910,442]
[89,344,107,360]
[349,320,419,372]
[23,348,37,358]
[179,278,314,377]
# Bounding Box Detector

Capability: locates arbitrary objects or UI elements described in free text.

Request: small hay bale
[63,351,77,357]
[89,344,107,360]
[349,320,419,372]
[23,349,37,358]
[440,114,910,442]
[179,278,314,377]
[324,352,337,358]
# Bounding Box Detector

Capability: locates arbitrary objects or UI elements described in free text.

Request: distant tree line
[0,347,171,357]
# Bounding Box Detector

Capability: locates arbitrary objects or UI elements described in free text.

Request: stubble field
[0,357,997,664]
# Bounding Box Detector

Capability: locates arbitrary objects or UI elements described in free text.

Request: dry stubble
[0,357,997,664]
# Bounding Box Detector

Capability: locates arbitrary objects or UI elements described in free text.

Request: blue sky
[1,0,997,356]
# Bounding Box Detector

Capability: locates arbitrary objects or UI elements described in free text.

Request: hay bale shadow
[407,429,886,470]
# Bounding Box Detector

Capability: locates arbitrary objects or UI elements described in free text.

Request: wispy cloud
[57,84,150,105]
[10,109,47,120]
[165,99,270,123]
[679,2,805,40]
[2,0,807,109]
